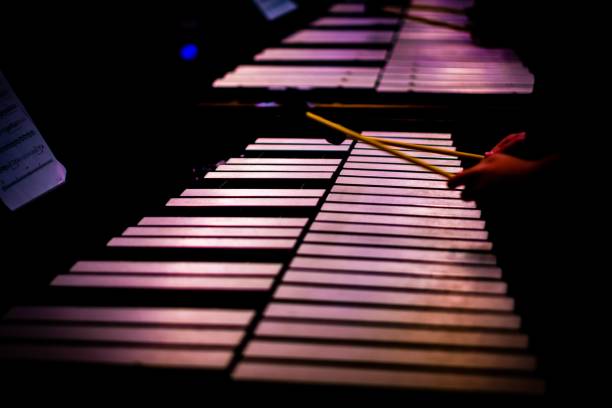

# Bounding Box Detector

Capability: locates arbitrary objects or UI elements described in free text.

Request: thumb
[447,167,478,189]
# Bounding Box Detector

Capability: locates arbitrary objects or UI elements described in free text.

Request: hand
[448,154,541,201]
[485,132,527,157]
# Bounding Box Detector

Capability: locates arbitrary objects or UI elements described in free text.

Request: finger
[491,134,515,151]
[491,137,515,154]
[492,132,526,154]
[447,172,466,189]
[447,167,478,189]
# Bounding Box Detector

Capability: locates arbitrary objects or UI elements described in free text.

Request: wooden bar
[215,80,377,89]
[204,172,333,179]
[246,144,349,152]
[284,30,395,44]
[352,149,459,159]
[181,189,325,197]
[233,65,379,75]
[0,324,244,346]
[256,48,388,61]
[385,70,531,78]
[0,344,233,369]
[347,156,462,167]
[243,340,535,370]
[123,227,303,238]
[362,131,451,140]
[290,257,501,279]
[216,165,338,172]
[233,363,544,394]
[217,76,378,84]
[311,17,399,27]
[379,79,529,87]
[274,285,512,311]
[385,61,527,68]
[215,74,380,81]
[309,221,490,242]
[344,162,462,173]
[303,232,491,251]
[139,217,308,227]
[322,203,482,219]
[167,198,320,207]
[336,176,452,190]
[70,261,282,276]
[255,321,527,349]
[226,158,341,165]
[6,306,254,326]
[255,138,351,145]
[316,211,485,230]
[221,73,377,81]
[297,244,497,265]
[331,184,464,200]
[329,4,365,13]
[107,237,296,249]
[264,303,519,329]
[340,169,450,181]
[283,271,506,294]
[356,139,454,146]
[327,192,473,208]
[52,275,273,291]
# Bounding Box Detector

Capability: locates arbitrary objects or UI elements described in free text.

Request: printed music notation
[0,71,66,210]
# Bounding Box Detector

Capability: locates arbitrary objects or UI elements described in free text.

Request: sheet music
[0,71,66,210]
[252,0,297,21]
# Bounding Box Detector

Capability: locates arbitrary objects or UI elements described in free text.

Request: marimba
[0,128,544,397]
[212,0,534,94]
[0,0,545,401]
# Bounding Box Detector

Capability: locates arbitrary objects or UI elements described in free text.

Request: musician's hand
[485,132,527,157]
[447,154,540,201]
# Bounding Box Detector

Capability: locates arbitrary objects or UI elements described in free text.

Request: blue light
[180,44,199,61]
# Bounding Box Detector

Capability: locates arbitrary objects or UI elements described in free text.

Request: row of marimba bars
[213,2,396,89]
[0,138,349,371]
[231,131,544,395]
[0,133,543,394]
[377,0,533,93]
[213,1,533,94]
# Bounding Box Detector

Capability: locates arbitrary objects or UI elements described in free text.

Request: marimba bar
[309,220,489,240]
[327,191,475,208]
[70,260,283,275]
[254,320,527,348]
[137,217,309,227]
